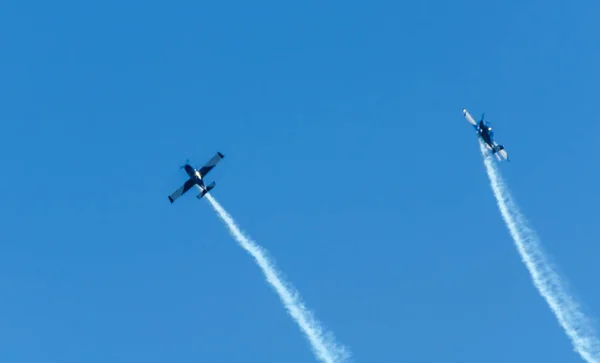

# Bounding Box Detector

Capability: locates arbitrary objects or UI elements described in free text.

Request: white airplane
[168,152,225,203]
[463,109,509,161]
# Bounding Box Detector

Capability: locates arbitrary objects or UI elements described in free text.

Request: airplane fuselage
[477,121,494,148]
[183,164,205,188]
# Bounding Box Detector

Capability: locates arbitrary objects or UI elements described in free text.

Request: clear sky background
[1,0,599,362]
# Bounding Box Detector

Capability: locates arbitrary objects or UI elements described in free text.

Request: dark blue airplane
[463,109,509,161]
[168,152,225,203]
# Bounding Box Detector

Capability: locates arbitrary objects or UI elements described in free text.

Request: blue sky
[1,0,600,361]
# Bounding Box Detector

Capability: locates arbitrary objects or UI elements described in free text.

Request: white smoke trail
[479,142,600,362]
[204,192,350,363]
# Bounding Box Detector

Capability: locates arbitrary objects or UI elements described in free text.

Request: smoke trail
[479,142,600,362]
[204,192,350,363]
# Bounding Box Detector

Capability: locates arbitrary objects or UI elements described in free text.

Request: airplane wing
[198,152,225,178]
[168,178,196,203]
[463,109,477,126]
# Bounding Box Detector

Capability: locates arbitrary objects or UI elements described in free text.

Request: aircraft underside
[463,109,509,162]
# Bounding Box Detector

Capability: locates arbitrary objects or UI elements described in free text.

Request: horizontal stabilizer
[498,148,509,161]
[492,144,509,161]
[197,181,216,199]
[463,109,477,126]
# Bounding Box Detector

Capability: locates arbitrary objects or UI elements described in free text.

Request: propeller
[479,113,493,128]
[180,158,190,169]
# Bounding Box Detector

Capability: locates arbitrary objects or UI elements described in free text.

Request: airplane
[462,109,509,161]
[168,152,225,203]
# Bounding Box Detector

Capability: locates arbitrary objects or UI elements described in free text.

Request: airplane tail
[493,145,509,161]
[197,181,216,199]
